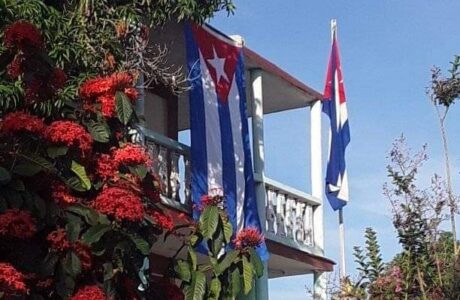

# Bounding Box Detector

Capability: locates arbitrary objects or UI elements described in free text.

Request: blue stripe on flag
[185,23,208,219]
[235,51,269,261]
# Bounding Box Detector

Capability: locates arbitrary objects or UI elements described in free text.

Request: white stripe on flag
[227,77,246,232]
[199,53,223,191]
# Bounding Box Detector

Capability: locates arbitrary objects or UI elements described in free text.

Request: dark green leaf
[13,163,42,176]
[63,252,81,277]
[41,253,59,276]
[70,160,91,190]
[9,179,25,191]
[128,165,148,179]
[18,153,56,174]
[115,91,133,125]
[86,121,110,143]
[0,167,11,184]
[129,236,150,255]
[81,224,111,244]
[209,277,221,300]
[34,194,47,218]
[222,217,233,244]
[66,221,81,242]
[46,146,68,159]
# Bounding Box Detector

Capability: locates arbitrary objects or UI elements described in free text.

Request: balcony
[131,125,333,277]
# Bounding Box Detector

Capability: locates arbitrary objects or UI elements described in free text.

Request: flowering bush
[0,7,262,299]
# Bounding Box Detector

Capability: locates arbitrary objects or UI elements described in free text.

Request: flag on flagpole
[185,23,268,260]
[322,24,350,211]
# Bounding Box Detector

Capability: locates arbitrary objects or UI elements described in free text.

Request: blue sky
[209,1,460,299]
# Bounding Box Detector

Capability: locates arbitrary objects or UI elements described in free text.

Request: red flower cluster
[1,111,45,136]
[93,187,144,222]
[80,72,138,118]
[151,211,174,232]
[47,229,71,251]
[51,181,79,206]
[73,241,92,271]
[0,262,27,295]
[47,229,93,270]
[0,209,37,239]
[45,121,93,154]
[96,144,151,181]
[70,285,107,300]
[4,21,43,51]
[113,144,152,167]
[233,227,264,250]
[7,55,23,78]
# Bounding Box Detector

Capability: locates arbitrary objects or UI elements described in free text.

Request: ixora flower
[73,241,92,271]
[113,144,152,167]
[70,285,107,300]
[0,111,46,136]
[233,227,264,250]
[0,262,27,295]
[47,228,71,252]
[44,121,93,154]
[150,211,174,232]
[3,21,44,51]
[93,187,144,222]
[51,181,79,206]
[79,72,138,118]
[0,209,37,239]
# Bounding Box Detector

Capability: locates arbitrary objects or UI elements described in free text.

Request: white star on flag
[206,46,228,83]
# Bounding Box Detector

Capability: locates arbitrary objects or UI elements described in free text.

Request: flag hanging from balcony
[322,29,350,211]
[185,23,268,260]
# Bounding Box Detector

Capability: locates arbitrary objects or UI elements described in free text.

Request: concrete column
[251,68,269,300]
[310,99,326,300]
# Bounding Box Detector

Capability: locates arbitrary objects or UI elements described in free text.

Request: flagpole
[331,18,347,279]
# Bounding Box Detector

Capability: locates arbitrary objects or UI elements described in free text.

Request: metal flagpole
[330,18,347,279]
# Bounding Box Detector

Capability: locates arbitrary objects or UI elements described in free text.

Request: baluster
[184,155,192,207]
[285,197,296,239]
[157,145,169,196]
[265,188,276,234]
[304,204,313,246]
[169,151,181,202]
[295,202,305,242]
[276,192,286,237]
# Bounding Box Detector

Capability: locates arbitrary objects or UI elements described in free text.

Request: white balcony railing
[131,126,320,254]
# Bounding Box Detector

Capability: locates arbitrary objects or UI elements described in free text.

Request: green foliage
[173,203,264,300]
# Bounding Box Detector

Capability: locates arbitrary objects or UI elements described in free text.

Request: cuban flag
[185,23,268,260]
[322,32,350,211]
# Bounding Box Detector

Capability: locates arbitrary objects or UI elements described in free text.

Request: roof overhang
[150,22,322,130]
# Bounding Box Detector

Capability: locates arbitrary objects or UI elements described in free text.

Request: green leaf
[115,91,133,125]
[130,236,150,255]
[46,146,68,159]
[18,153,56,174]
[34,194,47,218]
[70,161,91,191]
[0,167,11,184]
[209,277,221,300]
[41,253,59,276]
[222,218,233,244]
[128,165,148,179]
[65,177,86,192]
[13,163,42,176]
[216,250,239,275]
[81,224,111,244]
[249,248,264,278]
[231,268,241,297]
[9,179,25,191]
[184,271,206,300]
[175,260,191,283]
[242,256,254,295]
[86,121,110,143]
[200,206,219,239]
[103,263,114,281]
[66,221,81,242]
[188,248,197,271]
[63,252,81,278]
